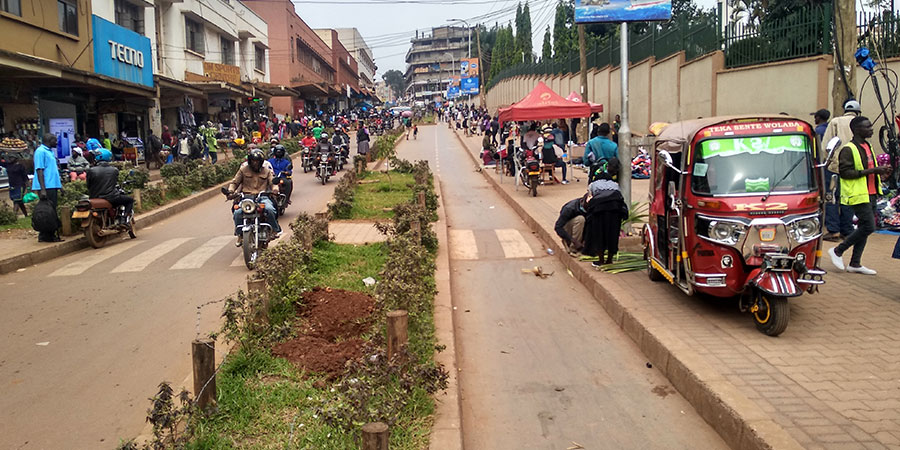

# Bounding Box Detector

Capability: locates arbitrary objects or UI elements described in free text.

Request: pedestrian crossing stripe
[449,229,535,260]
[49,241,142,277]
[111,238,194,273]
[170,236,235,270]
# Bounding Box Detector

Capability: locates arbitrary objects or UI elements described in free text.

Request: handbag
[31,199,60,234]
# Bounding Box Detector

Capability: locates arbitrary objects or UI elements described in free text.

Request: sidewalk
[455,131,900,450]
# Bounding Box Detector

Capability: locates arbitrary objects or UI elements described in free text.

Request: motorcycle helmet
[321,132,329,140]
[274,145,286,158]
[247,149,265,172]
[843,99,861,113]
[95,149,113,162]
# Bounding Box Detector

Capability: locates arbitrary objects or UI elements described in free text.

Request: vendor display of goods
[0,137,28,150]
[631,150,651,179]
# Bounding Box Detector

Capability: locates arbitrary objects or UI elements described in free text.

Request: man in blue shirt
[811,109,830,143]
[585,123,618,182]
[33,133,63,242]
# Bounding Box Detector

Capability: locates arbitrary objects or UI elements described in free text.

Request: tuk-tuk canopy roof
[652,115,812,153]
[498,82,591,124]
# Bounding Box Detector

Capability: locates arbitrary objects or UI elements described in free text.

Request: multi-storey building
[404,26,469,101]
[244,0,339,116]
[315,29,360,111]
[334,28,376,90]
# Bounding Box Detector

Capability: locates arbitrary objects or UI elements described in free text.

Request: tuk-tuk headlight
[708,220,746,246]
[787,216,820,244]
[240,199,256,214]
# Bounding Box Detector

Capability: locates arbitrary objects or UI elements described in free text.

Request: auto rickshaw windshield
[691,134,816,196]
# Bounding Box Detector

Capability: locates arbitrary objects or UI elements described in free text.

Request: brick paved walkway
[450,132,900,450]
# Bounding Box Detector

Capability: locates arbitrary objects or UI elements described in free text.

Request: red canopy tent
[498,81,591,124]
[565,92,604,113]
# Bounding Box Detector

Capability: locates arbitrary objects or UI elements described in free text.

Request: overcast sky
[295,0,718,78]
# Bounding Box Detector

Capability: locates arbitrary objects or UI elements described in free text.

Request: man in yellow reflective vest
[828,116,892,275]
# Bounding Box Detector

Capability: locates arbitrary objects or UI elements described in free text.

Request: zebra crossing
[448,228,537,260]
[49,235,243,277]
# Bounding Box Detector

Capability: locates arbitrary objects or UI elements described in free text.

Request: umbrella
[401,111,413,118]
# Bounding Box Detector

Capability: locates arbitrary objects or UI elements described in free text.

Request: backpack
[31,199,60,234]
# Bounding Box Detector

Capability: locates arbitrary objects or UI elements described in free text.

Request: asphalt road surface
[401,125,728,450]
[0,166,336,449]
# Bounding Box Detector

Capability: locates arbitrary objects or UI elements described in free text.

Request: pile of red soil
[271,288,375,379]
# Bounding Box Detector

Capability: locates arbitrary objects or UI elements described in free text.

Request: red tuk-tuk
[643,116,828,336]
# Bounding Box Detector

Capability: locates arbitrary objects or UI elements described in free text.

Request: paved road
[0,168,337,449]
[399,125,728,449]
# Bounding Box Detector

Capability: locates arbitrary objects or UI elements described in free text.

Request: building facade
[405,26,469,101]
[0,0,156,153]
[315,29,360,111]
[335,28,376,89]
[244,0,337,117]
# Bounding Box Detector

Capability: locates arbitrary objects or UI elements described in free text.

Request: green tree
[541,25,552,62]
[382,70,406,99]
[552,0,577,60]
[489,24,516,81]
[521,2,533,63]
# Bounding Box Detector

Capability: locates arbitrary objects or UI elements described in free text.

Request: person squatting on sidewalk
[827,116,892,275]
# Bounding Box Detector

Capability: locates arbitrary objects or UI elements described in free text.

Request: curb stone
[427,175,464,450]
[450,129,804,450]
[0,150,306,275]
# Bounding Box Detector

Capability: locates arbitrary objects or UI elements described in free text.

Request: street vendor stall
[565,92,604,114]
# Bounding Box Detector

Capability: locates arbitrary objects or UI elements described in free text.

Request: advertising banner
[460,77,480,95]
[92,15,154,87]
[574,0,671,23]
[460,58,480,77]
[447,86,461,99]
[49,118,75,160]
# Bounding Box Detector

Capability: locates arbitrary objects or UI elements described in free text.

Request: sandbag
[31,199,59,234]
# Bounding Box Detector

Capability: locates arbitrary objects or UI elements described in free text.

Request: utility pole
[476,26,486,109]
[578,24,589,143]
[832,0,857,113]
[619,22,632,206]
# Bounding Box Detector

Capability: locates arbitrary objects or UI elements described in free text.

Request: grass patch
[349,171,415,220]
[305,240,387,293]
[0,215,31,231]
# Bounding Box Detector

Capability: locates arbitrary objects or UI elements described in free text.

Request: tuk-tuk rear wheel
[752,294,790,337]
[645,248,665,282]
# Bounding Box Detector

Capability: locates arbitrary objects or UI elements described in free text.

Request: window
[254,45,265,72]
[290,37,294,62]
[220,36,234,65]
[1,0,21,16]
[185,17,204,54]
[115,0,143,34]
[57,0,77,36]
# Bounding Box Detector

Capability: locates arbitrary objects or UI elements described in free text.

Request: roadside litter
[521,266,554,278]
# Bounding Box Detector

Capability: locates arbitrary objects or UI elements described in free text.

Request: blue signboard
[460,77,480,95]
[574,0,671,23]
[447,86,461,99]
[92,15,154,87]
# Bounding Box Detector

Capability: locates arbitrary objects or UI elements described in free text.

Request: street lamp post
[442,51,455,100]
[448,19,471,59]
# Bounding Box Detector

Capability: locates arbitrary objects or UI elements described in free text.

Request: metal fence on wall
[483,6,900,93]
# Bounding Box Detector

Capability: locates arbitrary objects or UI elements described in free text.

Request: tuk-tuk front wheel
[751,293,790,337]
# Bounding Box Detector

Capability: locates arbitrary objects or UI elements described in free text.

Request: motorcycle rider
[268,144,293,201]
[227,149,282,247]
[314,132,336,175]
[332,127,350,166]
[86,151,134,224]
[301,131,317,150]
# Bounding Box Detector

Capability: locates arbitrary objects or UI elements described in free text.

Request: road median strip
[450,129,803,450]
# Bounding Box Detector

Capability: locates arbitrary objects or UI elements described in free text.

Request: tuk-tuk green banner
[700,135,808,159]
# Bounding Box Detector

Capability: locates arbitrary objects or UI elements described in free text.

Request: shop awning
[293,81,329,97]
[244,82,300,98]
[156,75,204,97]
[498,82,591,124]
[565,92,603,113]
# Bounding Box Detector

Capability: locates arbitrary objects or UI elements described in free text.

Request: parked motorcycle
[515,147,542,197]
[72,184,136,248]
[222,188,275,269]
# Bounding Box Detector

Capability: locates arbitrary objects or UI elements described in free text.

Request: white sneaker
[847,265,877,275]
[827,247,845,271]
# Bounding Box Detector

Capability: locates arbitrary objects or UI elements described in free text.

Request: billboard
[460,58,479,78]
[574,0,671,23]
[460,77,480,95]
[447,86,461,99]
[92,15,154,87]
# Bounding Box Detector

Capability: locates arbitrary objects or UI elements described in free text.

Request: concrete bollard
[59,206,72,236]
[192,338,216,412]
[386,310,408,362]
[417,191,426,209]
[410,220,421,244]
[361,422,389,450]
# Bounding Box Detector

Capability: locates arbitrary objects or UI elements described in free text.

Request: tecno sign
[108,40,144,68]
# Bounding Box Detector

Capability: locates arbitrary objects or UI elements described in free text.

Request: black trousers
[106,194,134,216]
[835,195,876,267]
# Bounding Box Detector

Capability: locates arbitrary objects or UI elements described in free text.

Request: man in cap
[822,100,861,241]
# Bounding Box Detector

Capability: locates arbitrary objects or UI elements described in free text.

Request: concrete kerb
[450,130,804,450]
[427,175,463,450]
[0,150,307,275]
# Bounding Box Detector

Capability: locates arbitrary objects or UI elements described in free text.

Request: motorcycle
[273,172,292,216]
[316,151,335,185]
[222,188,275,269]
[301,147,313,173]
[515,147,542,197]
[336,144,349,171]
[72,182,136,249]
